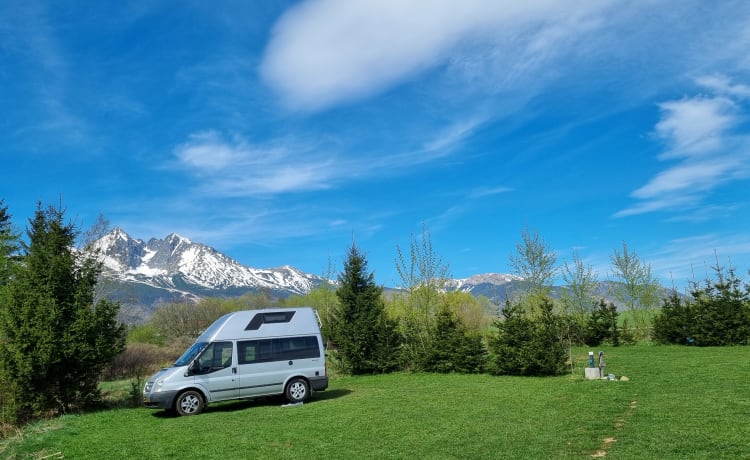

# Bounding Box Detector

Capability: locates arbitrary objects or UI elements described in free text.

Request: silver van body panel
[143,307,328,413]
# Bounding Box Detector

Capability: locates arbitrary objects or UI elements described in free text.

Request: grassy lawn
[2,345,748,459]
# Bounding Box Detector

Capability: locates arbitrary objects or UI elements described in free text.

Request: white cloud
[631,158,740,199]
[648,233,750,285]
[655,96,736,159]
[173,131,336,195]
[617,76,750,218]
[696,74,750,99]
[173,125,481,197]
[260,0,610,111]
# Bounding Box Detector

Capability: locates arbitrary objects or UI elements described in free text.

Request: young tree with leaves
[561,250,599,324]
[608,242,660,339]
[509,226,558,314]
[393,225,451,368]
[0,203,126,423]
[331,242,400,374]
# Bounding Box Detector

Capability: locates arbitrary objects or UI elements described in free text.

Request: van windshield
[174,342,208,367]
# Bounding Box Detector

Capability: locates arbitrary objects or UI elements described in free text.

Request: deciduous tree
[509,226,558,313]
[608,242,660,338]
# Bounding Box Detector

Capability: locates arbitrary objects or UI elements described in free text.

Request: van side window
[195,341,233,374]
[237,336,320,364]
[245,311,296,331]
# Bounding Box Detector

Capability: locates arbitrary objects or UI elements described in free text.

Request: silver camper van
[143,307,328,415]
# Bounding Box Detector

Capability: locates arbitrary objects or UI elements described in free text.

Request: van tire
[175,390,204,416]
[285,378,309,403]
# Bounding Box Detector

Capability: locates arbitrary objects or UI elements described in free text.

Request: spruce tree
[0,203,126,423]
[332,243,399,374]
[0,199,20,284]
[488,298,567,376]
[421,304,485,373]
[584,299,621,346]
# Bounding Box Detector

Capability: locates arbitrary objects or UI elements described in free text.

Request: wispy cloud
[616,75,750,218]
[468,186,514,199]
[173,130,338,195]
[648,233,750,286]
[174,115,488,198]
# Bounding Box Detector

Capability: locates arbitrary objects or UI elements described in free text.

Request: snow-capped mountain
[92,228,326,313]
[91,228,535,320]
[445,273,523,291]
[444,273,525,302]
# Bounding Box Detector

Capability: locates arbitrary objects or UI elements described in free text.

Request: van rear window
[245,311,296,330]
[238,336,320,364]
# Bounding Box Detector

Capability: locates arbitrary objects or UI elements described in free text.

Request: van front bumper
[143,390,178,410]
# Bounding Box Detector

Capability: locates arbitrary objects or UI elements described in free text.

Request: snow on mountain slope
[91,228,527,315]
[445,273,523,291]
[92,228,322,300]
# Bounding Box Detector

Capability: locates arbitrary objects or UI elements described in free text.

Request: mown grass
[2,345,748,459]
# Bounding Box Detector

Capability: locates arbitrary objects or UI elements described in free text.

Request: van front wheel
[175,390,204,416]
[285,378,309,403]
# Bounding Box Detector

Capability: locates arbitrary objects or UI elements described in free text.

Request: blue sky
[2,1,750,290]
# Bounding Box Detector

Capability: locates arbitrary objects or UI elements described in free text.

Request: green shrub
[488,299,567,376]
[584,299,620,346]
[419,304,486,373]
[654,265,750,346]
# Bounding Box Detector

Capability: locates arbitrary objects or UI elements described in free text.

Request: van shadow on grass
[151,388,352,418]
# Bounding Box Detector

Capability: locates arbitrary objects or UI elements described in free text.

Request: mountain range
[93,228,329,319]
[91,228,644,322]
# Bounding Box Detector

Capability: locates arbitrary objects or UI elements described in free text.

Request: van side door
[192,341,238,402]
[236,339,286,398]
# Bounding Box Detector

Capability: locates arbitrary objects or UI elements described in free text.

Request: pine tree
[585,299,621,346]
[488,298,567,376]
[0,203,126,423]
[0,199,20,284]
[421,304,485,373]
[331,243,400,374]
[653,291,694,345]
[690,264,749,346]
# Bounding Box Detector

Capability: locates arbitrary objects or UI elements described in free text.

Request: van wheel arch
[285,377,310,403]
[174,389,205,416]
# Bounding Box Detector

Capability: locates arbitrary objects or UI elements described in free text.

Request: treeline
[120,227,750,384]
[2,200,749,429]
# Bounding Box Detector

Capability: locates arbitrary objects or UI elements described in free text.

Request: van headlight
[144,380,164,393]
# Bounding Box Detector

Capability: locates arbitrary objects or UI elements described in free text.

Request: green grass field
[2,345,749,459]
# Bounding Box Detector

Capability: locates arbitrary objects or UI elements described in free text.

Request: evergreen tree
[0,203,126,423]
[0,199,20,284]
[689,265,749,346]
[653,290,694,345]
[421,304,485,373]
[584,299,621,346]
[331,243,400,374]
[488,298,567,376]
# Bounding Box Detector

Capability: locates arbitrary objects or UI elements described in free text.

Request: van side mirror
[187,360,198,376]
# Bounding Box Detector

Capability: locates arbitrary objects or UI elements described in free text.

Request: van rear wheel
[285,378,309,403]
[175,390,204,416]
